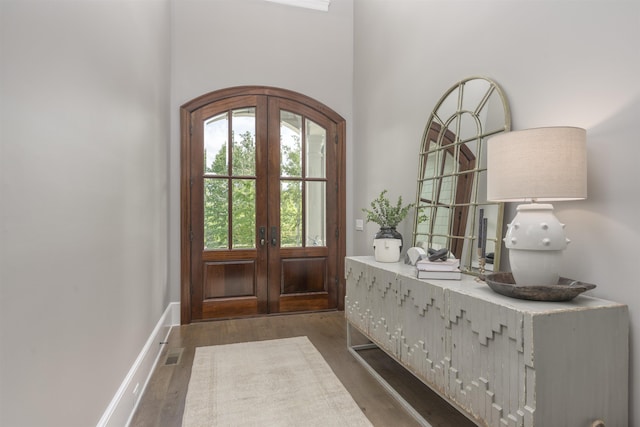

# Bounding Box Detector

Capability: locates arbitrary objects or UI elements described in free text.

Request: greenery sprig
[362,190,414,229]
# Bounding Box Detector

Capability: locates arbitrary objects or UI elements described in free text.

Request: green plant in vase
[362,190,414,256]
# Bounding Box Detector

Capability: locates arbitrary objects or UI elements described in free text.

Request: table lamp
[487,127,587,285]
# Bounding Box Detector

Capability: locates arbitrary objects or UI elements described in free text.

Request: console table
[345,256,628,427]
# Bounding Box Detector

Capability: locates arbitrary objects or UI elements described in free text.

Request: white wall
[0,2,171,426]
[1,0,353,424]
[353,0,640,424]
[168,0,354,301]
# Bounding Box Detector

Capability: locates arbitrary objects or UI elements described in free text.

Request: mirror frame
[412,77,511,275]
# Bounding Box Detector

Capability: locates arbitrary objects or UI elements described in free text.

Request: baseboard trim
[96,301,180,427]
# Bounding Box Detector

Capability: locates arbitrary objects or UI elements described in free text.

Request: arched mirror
[413,77,511,274]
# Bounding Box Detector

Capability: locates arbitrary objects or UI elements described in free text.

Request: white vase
[373,238,402,263]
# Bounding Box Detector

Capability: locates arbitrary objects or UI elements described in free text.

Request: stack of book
[416,257,461,280]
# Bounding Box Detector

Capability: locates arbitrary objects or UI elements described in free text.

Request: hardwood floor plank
[130,311,475,427]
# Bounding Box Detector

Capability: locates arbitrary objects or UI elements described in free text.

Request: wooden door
[181,87,345,323]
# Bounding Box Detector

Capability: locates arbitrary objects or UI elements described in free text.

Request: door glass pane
[306,181,325,246]
[280,180,302,247]
[280,111,302,177]
[204,112,228,175]
[305,119,325,178]
[204,178,228,249]
[232,179,255,248]
[232,108,256,176]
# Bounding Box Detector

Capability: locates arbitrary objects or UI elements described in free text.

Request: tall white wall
[169,0,354,301]
[353,0,640,424]
[0,2,171,426]
[1,0,353,424]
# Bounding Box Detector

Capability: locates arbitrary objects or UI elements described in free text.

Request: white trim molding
[264,0,331,12]
[96,302,180,427]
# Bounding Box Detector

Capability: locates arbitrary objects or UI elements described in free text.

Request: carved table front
[345,256,628,427]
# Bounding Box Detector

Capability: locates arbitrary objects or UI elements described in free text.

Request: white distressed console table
[345,256,628,427]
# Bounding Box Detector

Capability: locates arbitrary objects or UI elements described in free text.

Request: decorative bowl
[482,272,596,302]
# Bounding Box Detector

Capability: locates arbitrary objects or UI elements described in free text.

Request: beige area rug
[181,336,373,427]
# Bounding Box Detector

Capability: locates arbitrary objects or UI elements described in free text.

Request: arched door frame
[180,86,346,324]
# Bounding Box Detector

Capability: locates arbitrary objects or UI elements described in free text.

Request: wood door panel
[204,261,256,298]
[201,250,257,262]
[279,293,330,312]
[279,247,328,257]
[201,297,259,319]
[280,257,327,294]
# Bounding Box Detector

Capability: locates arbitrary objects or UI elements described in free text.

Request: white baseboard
[96,301,180,427]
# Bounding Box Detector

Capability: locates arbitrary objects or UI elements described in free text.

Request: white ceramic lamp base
[508,249,563,285]
[504,203,569,285]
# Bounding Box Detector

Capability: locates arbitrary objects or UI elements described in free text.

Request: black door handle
[259,226,266,246]
[271,226,278,247]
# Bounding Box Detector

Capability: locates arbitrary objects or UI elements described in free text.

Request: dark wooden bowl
[482,272,596,302]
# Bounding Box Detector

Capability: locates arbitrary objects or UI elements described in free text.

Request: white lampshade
[487,127,587,202]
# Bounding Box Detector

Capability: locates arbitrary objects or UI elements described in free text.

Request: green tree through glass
[204,130,257,249]
[204,140,229,249]
[280,135,302,246]
[232,131,256,248]
[204,130,305,249]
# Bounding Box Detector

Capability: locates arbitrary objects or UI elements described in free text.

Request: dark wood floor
[130,311,476,427]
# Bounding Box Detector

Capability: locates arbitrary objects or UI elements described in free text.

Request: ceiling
[264,0,331,12]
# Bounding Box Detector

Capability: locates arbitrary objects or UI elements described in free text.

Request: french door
[180,87,345,323]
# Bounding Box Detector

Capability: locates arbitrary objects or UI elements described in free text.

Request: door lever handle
[259,227,266,247]
[271,226,278,247]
